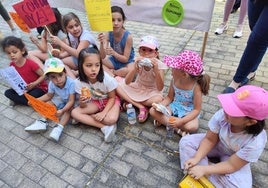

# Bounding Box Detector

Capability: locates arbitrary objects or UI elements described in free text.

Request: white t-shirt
[75,72,118,100]
[68,29,96,49]
[208,109,267,163]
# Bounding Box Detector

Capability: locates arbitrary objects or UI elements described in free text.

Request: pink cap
[163,50,203,76]
[138,35,159,50]
[218,85,268,120]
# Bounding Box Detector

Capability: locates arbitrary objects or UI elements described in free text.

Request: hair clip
[237,90,250,100]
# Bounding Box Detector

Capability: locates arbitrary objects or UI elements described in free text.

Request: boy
[25,57,75,142]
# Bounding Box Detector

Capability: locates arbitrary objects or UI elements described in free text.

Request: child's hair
[1,36,28,57]
[111,6,126,29]
[62,12,82,46]
[111,6,126,21]
[78,44,104,83]
[191,74,210,95]
[47,8,64,36]
[245,119,265,136]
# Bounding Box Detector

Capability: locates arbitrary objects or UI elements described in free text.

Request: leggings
[5,88,46,106]
[0,2,11,21]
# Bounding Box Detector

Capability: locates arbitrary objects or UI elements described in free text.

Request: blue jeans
[233,0,268,83]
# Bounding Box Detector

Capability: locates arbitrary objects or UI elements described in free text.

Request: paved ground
[0,0,267,187]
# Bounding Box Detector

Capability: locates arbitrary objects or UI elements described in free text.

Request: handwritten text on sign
[12,0,56,28]
[24,93,59,123]
[0,66,27,96]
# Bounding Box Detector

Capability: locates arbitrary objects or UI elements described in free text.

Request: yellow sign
[24,93,59,123]
[179,175,215,188]
[84,0,113,31]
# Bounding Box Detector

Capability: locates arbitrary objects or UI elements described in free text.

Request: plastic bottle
[126,103,136,125]
[166,116,174,138]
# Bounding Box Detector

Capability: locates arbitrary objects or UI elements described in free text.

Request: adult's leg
[233,3,268,83]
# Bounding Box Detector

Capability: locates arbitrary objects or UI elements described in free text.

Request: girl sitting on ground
[149,50,210,136]
[116,35,167,123]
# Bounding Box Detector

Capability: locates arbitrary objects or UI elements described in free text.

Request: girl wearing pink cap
[179,85,268,187]
[116,35,168,123]
[150,50,210,136]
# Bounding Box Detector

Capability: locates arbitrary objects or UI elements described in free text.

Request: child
[98,6,135,77]
[179,85,268,187]
[1,36,47,106]
[71,45,120,143]
[28,8,67,68]
[25,57,75,142]
[149,50,210,135]
[116,35,167,123]
[50,12,96,78]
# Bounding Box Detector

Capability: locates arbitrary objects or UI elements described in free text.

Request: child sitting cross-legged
[25,57,76,142]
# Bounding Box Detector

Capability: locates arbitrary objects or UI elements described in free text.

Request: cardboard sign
[0,66,27,96]
[84,0,113,31]
[9,12,31,33]
[24,93,59,123]
[12,0,56,28]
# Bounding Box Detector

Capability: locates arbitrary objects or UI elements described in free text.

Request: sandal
[153,119,161,127]
[176,129,189,137]
[138,107,149,123]
[122,101,129,111]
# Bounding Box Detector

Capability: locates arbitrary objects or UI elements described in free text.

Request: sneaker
[49,124,63,142]
[37,34,42,39]
[215,23,228,35]
[25,119,48,133]
[101,124,117,143]
[9,100,16,107]
[12,28,21,38]
[233,26,243,38]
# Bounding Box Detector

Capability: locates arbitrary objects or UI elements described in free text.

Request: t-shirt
[208,109,267,163]
[68,29,96,49]
[75,72,118,100]
[48,76,75,106]
[10,59,48,92]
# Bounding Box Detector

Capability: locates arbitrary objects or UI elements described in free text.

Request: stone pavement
[0,0,267,187]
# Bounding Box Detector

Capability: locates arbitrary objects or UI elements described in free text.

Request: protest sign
[84,0,113,31]
[0,66,27,96]
[24,93,59,122]
[9,12,31,33]
[12,0,56,28]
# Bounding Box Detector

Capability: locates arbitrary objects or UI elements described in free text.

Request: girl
[28,8,67,68]
[98,6,135,77]
[149,50,210,135]
[116,35,167,123]
[180,85,268,188]
[50,12,96,78]
[71,45,120,143]
[1,36,47,106]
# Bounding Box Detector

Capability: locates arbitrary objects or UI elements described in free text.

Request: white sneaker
[215,23,228,35]
[49,124,63,142]
[12,28,21,38]
[233,26,243,38]
[101,124,117,143]
[25,119,48,133]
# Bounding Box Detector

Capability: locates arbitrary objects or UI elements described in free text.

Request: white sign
[48,0,215,32]
[0,66,27,96]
